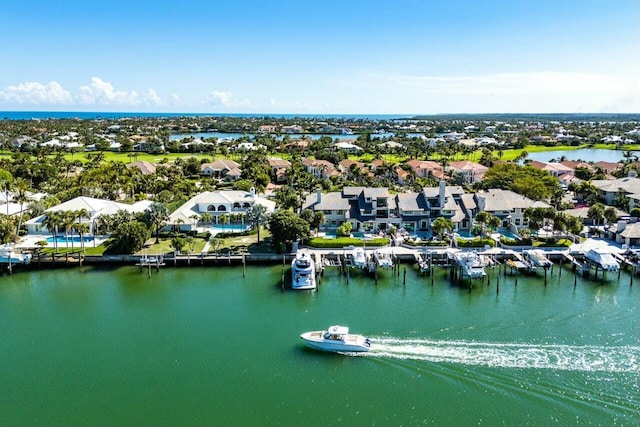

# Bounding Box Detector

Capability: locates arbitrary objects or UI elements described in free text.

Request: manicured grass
[136,235,208,255]
[307,237,389,248]
[496,145,588,161]
[209,227,273,254]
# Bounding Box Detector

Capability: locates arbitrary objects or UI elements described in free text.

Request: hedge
[404,240,448,247]
[501,237,533,246]
[456,237,495,248]
[307,237,389,248]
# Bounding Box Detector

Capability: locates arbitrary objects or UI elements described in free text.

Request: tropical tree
[431,217,453,241]
[267,209,310,250]
[587,203,605,226]
[249,203,268,243]
[42,211,63,253]
[75,222,90,253]
[200,212,212,225]
[311,211,325,237]
[62,210,77,251]
[13,178,29,236]
[170,236,186,254]
[474,211,492,237]
[603,206,618,225]
[146,202,170,244]
[106,221,151,254]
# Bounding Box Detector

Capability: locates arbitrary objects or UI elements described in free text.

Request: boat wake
[357,337,639,373]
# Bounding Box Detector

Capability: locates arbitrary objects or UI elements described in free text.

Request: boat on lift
[350,247,367,269]
[300,325,371,353]
[373,249,393,269]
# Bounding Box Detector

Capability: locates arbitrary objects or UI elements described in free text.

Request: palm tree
[431,217,453,241]
[75,222,90,253]
[587,203,605,226]
[13,178,29,237]
[62,211,77,252]
[249,203,268,243]
[474,211,491,238]
[147,202,170,244]
[312,211,325,237]
[43,211,63,253]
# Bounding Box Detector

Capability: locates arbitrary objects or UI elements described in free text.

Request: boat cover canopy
[328,325,349,335]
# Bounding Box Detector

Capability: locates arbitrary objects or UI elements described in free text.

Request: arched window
[207,205,216,211]
[233,202,241,209]
[243,202,251,208]
[218,205,227,211]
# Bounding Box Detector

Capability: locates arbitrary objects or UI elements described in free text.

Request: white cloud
[205,90,250,108]
[0,81,72,105]
[78,77,162,106]
[0,77,165,108]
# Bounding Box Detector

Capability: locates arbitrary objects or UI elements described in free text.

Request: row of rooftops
[302,184,551,224]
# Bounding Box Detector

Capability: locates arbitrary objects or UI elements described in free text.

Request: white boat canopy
[328,325,349,335]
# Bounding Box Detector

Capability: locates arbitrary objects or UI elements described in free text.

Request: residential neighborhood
[0,114,639,255]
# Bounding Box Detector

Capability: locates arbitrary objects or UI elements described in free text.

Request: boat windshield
[323,332,343,340]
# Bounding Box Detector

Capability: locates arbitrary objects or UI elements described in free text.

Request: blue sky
[1,0,638,114]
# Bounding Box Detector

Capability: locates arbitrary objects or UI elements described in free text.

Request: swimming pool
[46,236,95,244]
[210,224,249,233]
[497,228,521,240]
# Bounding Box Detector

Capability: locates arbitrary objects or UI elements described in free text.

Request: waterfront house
[472,189,550,231]
[334,140,363,153]
[529,161,575,178]
[167,188,276,231]
[200,159,241,179]
[301,158,337,179]
[268,158,291,183]
[258,125,278,133]
[405,159,444,179]
[591,177,640,205]
[25,196,153,235]
[608,221,640,247]
[126,161,157,175]
[594,161,622,176]
[280,125,304,134]
[302,182,464,234]
[628,193,640,211]
[447,160,488,184]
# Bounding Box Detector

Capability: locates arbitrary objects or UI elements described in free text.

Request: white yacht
[300,325,371,353]
[291,251,316,290]
[351,247,367,269]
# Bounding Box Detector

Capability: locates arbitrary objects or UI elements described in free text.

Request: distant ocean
[0,111,411,121]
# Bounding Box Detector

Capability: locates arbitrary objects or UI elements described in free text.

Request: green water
[1,264,638,426]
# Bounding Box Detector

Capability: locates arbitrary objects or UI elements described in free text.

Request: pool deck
[17,234,110,249]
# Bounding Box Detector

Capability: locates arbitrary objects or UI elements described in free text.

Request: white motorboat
[523,249,553,269]
[373,249,393,269]
[455,251,486,279]
[351,247,367,269]
[300,325,371,353]
[0,244,31,265]
[585,249,620,272]
[291,250,316,290]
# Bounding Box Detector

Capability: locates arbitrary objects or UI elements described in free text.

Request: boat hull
[300,331,370,353]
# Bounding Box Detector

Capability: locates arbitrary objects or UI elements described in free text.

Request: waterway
[1,264,638,426]
[526,148,631,164]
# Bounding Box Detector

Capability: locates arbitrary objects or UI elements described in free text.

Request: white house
[167,189,276,231]
[25,196,153,235]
